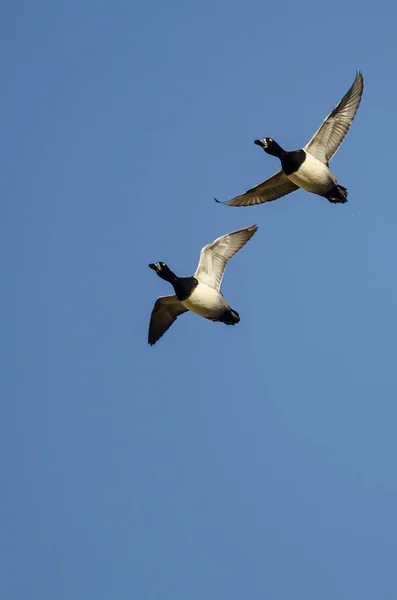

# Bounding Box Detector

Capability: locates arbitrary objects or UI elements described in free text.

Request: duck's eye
[268,138,273,143]
[161,263,165,267]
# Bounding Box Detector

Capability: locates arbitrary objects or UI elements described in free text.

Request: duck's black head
[254,138,285,157]
[149,262,176,282]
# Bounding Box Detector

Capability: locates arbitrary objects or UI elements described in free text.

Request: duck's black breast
[173,276,199,301]
[280,149,306,176]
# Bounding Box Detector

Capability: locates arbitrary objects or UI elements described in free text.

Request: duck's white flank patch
[182,283,226,318]
[288,152,336,193]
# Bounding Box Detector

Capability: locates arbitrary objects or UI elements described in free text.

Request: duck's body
[272,145,347,203]
[282,150,332,188]
[289,154,334,193]
[182,282,230,319]
[217,71,363,207]
[148,225,257,345]
[166,274,236,321]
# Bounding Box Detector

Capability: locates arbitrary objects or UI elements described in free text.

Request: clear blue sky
[2,1,397,598]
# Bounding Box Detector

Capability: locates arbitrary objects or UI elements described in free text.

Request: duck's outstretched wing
[304,71,364,164]
[148,295,188,345]
[215,170,298,207]
[194,225,258,290]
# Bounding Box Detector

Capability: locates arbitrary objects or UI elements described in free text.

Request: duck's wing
[304,71,364,164]
[148,295,188,345]
[215,170,298,207]
[194,225,258,290]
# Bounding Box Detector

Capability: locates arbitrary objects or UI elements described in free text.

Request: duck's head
[149,262,175,282]
[254,138,284,157]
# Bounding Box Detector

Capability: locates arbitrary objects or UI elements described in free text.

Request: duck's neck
[161,269,179,284]
[266,142,286,157]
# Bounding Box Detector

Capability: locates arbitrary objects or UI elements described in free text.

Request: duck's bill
[149,263,161,272]
[254,139,267,148]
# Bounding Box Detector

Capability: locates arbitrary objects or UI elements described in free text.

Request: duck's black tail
[219,308,240,325]
[326,185,348,204]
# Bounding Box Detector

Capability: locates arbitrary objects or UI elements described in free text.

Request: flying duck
[148,225,258,345]
[217,71,364,207]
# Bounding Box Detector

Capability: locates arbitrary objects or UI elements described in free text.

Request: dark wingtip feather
[214,196,244,207]
[148,334,158,346]
[214,197,234,206]
[354,70,364,93]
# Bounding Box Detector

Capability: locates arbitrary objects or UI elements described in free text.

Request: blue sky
[2,1,397,598]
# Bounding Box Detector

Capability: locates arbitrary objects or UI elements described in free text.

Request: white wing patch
[305,71,364,164]
[194,225,258,290]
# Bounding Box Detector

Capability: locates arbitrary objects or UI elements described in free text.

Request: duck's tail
[326,185,348,204]
[219,308,240,325]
